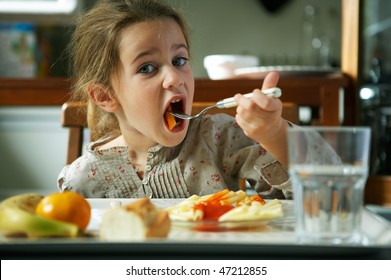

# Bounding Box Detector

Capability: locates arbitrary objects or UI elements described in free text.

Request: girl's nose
[162,67,183,89]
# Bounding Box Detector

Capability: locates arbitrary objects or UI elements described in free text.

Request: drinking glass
[287,126,371,244]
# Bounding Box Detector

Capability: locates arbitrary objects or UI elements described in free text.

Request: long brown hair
[67,0,190,140]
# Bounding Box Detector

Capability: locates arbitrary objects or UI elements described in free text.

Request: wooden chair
[61,101,87,165]
[61,101,299,165]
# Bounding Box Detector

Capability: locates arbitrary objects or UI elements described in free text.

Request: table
[1,199,390,260]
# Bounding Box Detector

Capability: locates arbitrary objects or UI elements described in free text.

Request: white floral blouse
[57,114,293,199]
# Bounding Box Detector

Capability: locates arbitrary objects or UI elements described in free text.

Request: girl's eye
[138,64,156,74]
[172,57,188,67]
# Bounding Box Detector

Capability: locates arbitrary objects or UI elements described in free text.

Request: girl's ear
[88,83,120,113]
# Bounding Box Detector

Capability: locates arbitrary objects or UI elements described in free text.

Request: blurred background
[0,0,343,78]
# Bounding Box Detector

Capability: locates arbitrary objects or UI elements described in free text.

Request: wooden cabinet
[195,74,352,126]
[0,74,352,126]
[0,78,71,106]
[341,0,391,206]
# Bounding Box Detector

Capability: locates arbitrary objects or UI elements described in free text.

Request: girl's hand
[234,71,282,140]
[234,71,289,166]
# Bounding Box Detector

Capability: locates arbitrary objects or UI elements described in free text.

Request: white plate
[86,198,292,233]
[171,202,295,231]
[233,65,339,79]
[172,218,277,232]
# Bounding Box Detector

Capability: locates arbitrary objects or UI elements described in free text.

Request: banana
[0,193,44,213]
[0,193,79,238]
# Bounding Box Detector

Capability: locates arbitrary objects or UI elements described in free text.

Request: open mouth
[164,99,184,131]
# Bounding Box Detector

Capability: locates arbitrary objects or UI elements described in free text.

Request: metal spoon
[170,87,282,120]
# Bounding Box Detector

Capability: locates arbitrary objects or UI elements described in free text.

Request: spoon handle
[216,87,282,108]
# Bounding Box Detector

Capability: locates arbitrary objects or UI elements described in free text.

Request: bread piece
[99,197,171,241]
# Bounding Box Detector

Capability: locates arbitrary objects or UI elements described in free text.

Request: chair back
[61,101,87,165]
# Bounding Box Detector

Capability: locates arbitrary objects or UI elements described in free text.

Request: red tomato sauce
[195,202,234,221]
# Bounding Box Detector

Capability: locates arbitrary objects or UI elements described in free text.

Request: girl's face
[111,18,194,147]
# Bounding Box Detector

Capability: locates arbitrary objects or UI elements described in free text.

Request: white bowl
[203,54,259,80]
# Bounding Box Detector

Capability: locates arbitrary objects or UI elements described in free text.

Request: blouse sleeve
[57,154,107,198]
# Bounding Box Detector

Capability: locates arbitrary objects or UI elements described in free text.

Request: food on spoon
[167,189,283,222]
[165,104,177,130]
[100,197,171,241]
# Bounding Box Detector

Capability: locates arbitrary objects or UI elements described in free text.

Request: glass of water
[287,126,371,244]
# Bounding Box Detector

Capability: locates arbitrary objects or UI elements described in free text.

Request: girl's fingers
[262,71,280,90]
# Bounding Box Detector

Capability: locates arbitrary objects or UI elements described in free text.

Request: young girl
[58,0,292,199]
